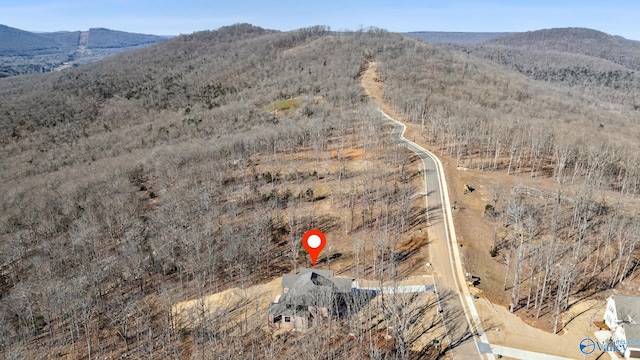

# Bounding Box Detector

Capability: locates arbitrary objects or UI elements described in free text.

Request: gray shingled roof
[331,277,354,294]
[282,268,352,294]
[284,272,334,306]
[299,268,334,277]
[622,324,640,348]
[281,274,298,290]
[269,268,354,316]
[282,268,336,289]
[613,295,640,323]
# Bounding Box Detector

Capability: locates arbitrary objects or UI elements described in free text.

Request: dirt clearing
[361,60,613,359]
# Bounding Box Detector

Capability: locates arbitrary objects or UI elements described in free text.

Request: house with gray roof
[268,268,355,330]
[604,295,640,359]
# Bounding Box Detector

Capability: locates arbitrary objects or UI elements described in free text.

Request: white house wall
[605,297,619,330]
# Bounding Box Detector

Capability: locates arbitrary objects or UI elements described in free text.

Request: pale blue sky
[0,0,638,39]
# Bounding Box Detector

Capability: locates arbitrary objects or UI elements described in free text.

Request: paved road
[377,108,591,360]
[379,109,487,359]
[367,61,588,360]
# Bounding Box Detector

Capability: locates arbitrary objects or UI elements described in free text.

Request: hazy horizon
[1,0,639,40]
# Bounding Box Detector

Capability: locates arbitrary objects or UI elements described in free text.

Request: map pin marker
[302,229,326,267]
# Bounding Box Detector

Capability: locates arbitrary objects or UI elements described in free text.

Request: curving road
[366,61,577,360]
[379,109,493,360]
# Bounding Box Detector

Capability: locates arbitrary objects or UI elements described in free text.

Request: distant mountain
[439,28,640,101]
[0,24,75,55]
[0,24,168,76]
[39,31,83,48]
[86,28,167,49]
[403,31,514,44]
[486,27,640,71]
[3,23,640,359]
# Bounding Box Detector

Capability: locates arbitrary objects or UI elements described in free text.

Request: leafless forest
[1,24,639,358]
[380,28,640,332]
[0,25,438,359]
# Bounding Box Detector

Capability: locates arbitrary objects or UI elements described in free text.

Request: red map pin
[302,229,326,267]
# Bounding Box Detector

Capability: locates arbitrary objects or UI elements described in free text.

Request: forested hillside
[378,30,640,331]
[0,25,435,359]
[86,28,167,49]
[0,25,75,55]
[445,28,640,105]
[38,31,83,48]
[0,25,167,76]
[403,31,513,44]
[488,28,640,70]
[1,23,639,358]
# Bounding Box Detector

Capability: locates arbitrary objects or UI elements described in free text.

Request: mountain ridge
[0,24,168,76]
[0,24,167,55]
[1,23,640,359]
[402,31,514,44]
[0,24,74,55]
[486,27,640,70]
[428,27,640,104]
